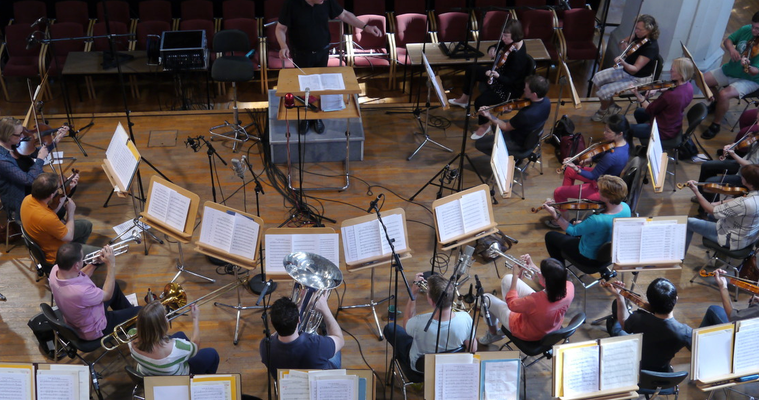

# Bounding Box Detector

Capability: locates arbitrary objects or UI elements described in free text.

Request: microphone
[304,87,311,110]
[25,31,41,50]
[284,93,295,108]
[31,17,48,28]
[367,194,381,213]
[231,158,245,179]
[256,280,272,306]
[452,245,475,281]
[475,275,494,328]
[463,283,475,304]
[293,95,318,111]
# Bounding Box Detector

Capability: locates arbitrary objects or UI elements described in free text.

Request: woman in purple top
[628,57,695,146]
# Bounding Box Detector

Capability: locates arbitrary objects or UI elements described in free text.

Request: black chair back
[412,344,465,374]
[40,303,103,353]
[683,102,708,140]
[540,312,586,347]
[620,155,646,214]
[20,224,53,278]
[214,29,250,54]
[638,369,688,395]
[653,54,664,81]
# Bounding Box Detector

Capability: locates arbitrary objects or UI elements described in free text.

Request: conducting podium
[274,66,362,191]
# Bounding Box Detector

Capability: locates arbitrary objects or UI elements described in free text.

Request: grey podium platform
[267,89,365,163]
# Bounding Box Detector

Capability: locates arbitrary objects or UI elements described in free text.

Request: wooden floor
[4,4,759,400]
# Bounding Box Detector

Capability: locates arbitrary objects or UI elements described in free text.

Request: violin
[615,37,649,69]
[556,141,616,174]
[532,200,605,213]
[488,44,516,85]
[50,168,80,211]
[604,281,653,312]
[675,182,748,196]
[15,123,68,157]
[722,126,759,160]
[486,99,531,114]
[742,38,759,74]
[699,269,759,295]
[614,80,677,96]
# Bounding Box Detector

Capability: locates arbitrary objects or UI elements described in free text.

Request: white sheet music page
[490,127,511,196]
[380,213,407,255]
[298,75,323,91]
[229,213,259,260]
[319,73,345,91]
[199,206,235,252]
[165,190,192,233]
[312,377,357,400]
[434,362,478,400]
[342,220,383,263]
[190,380,230,400]
[146,181,172,222]
[647,118,664,187]
[49,364,89,399]
[599,338,639,391]
[460,190,490,233]
[435,200,465,242]
[265,234,294,275]
[0,367,32,400]
[696,328,733,380]
[106,122,139,190]
[562,345,600,397]
[280,375,309,400]
[36,369,78,400]
[482,359,519,400]
[612,219,645,264]
[733,318,759,374]
[153,385,190,400]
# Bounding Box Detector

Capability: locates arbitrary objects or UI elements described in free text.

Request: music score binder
[144,373,242,400]
[611,216,687,270]
[277,369,375,400]
[552,334,642,400]
[432,184,498,250]
[646,118,668,193]
[140,176,200,243]
[423,351,521,400]
[102,122,141,195]
[691,317,759,390]
[490,127,514,199]
[340,208,412,269]
[0,363,93,400]
[194,201,263,269]
[263,227,339,280]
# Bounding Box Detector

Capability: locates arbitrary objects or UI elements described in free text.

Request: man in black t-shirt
[475,75,551,158]
[603,278,692,372]
[276,0,382,134]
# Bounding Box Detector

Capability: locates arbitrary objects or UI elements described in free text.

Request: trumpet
[83,231,141,264]
[413,274,471,313]
[485,242,538,280]
[101,276,250,351]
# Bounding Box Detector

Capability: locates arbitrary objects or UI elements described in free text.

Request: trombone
[101,276,250,351]
[83,231,141,264]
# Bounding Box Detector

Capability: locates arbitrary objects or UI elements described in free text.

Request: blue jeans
[383,323,415,372]
[628,107,653,147]
[685,217,720,253]
[699,305,729,327]
[171,332,220,374]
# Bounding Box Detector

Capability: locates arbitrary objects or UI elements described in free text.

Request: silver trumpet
[485,242,538,280]
[413,275,471,313]
[83,231,141,264]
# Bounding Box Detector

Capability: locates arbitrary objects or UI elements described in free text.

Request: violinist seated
[474,75,551,160]
[478,255,574,346]
[546,115,629,228]
[602,278,692,373]
[701,11,759,140]
[591,15,660,123]
[700,269,759,327]
[695,107,759,209]
[543,175,631,272]
[0,116,68,220]
[627,57,695,149]
[19,172,96,265]
[447,19,532,140]
[685,165,759,255]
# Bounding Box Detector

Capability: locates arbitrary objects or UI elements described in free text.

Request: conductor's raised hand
[279,48,291,61]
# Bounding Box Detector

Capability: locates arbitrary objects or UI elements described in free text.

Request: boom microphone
[367,194,382,213]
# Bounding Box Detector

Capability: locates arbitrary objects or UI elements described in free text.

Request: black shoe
[701,123,720,140]
[298,120,309,135]
[312,119,325,134]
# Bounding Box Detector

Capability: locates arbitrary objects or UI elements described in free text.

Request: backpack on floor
[28,311,57,359]
[558,132,587,161]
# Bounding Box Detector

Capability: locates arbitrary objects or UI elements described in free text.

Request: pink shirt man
[49,265,106,340]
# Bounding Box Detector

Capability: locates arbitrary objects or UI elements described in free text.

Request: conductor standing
[275,0,382,134]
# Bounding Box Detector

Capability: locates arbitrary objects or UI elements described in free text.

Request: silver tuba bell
[485,242,537,280]
[285,252,343,334]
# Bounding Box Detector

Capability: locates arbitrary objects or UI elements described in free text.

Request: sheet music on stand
[140,176,199,242]
[298,73,345,91]
[195,201,263,268]
[611,216,687,269]
[692,317,759,389]
[145,373,242,400]
[264,228,340,279]
[277,369,375,400]
[341,208,411,267]
[432,184,498,249]
[490,126,514,198]
[0,363,34,400]
[104,122,141,193]
[422,52,449,108]
[422,351,521,400]
[646,118,667,193]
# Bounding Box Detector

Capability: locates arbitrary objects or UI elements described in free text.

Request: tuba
[285,252,342,334]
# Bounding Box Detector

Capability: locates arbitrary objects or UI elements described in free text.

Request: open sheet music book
[692,317,759,384]
[612,217,686,265]
[199,205,260,261]
[105,122,140,191]
[424,352,520,400]
[0,363,35,400]
[278,369,367,400]
[264,232,340,276]
[434,188,492,243]
[145,374,241,400]
[553,335,641,399]
[490,126,512,198]
[146,180,192,233]
[341,212,407,265]
[298,73,345,91]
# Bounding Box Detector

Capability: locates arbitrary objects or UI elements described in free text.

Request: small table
[62,51,158,99]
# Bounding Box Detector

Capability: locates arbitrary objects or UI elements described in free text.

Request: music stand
[194,201,264,345]
[407,53,453,160]
[140,176,214,283]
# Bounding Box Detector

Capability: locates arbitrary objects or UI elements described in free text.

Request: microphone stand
[244,157,278,296]
[260,286,274,400]
[424,250,465,357]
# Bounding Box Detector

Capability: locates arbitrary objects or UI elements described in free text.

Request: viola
[676,182,748,196]
[531,200,605,213]
[699,269,759,295]
[603,281,653,313]
[488,44,516,85]
[556,141,616,174]
[50,168,79,211]
[742,38,759,73]
[615,37,649,69]
[15,123,68,157]
[614,80,677,96]
[486,99,531,114]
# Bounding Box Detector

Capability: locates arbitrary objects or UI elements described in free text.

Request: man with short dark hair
[383,273,476,374]
[259,296,344,376]
[20,172,97,264]
[603,278,692,372]
[49,242,141,340]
